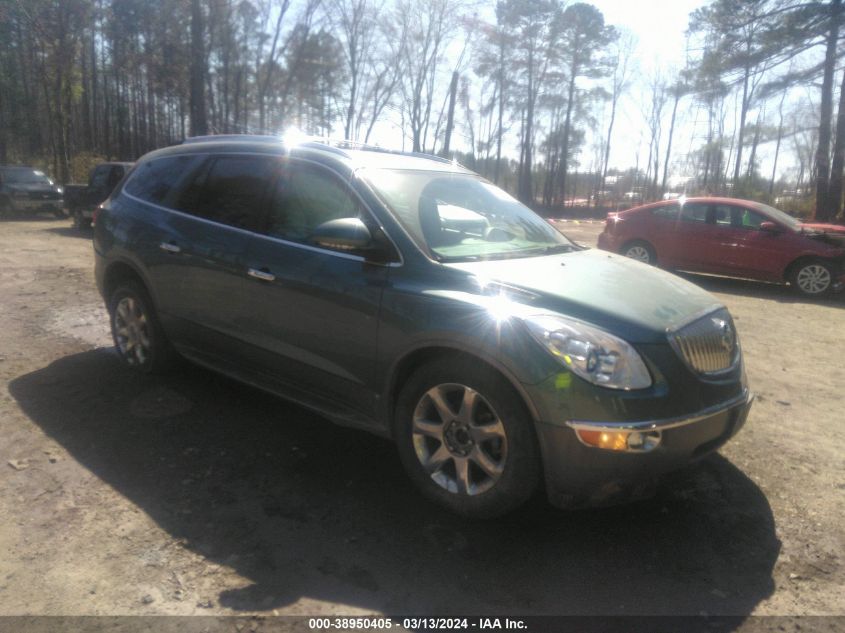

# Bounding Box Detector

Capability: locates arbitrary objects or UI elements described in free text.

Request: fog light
[576,429,661,452]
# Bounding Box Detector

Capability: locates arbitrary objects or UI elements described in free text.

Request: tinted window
[651,204,678,220]
[714,204,733,226]
[91,166,110,189]
[107,166,126,189]
[733,207,767,230]
[264,163,362,246]
[190,155,280,231]
[680,202,709,223]
[124,155,197,205]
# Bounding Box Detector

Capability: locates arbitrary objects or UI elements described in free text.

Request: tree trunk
[732,65,751,184]
[826,64,845,219]
[558,64,578,206]
[189,0,208,137]
[815,0,842,220]
[661,88,681,194]
[442,71,459,156]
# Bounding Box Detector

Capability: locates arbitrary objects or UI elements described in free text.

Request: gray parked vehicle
[0,165,64,218]
[94,135,751,518]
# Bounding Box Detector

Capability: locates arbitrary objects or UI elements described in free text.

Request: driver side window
[731,207,767,230]
[264,163,363,249]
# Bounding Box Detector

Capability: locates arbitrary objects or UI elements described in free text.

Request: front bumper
[12,198,63,213]
[536,389,753,508]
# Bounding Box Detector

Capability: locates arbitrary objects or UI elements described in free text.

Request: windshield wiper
[532,244,576,255]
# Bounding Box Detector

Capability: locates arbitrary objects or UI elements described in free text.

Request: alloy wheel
[114,296,152,366]
[796,264,831,295]
[624,245,651,263]
[411,383,508,496]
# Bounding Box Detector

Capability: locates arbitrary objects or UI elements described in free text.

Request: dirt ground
[0,217,843,622]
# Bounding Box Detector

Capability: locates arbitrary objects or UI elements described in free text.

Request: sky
[367,0,810,185]
[591,0,706,174]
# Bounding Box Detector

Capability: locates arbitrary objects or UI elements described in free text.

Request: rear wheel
[108,281,176,373]
[621,240,656,265]
[394,357,540,518]
[72,211,92,230]
[790,260,834,297]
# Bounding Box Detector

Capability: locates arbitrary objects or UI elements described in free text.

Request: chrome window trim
[566,388,752,433]
[120,151,404,268]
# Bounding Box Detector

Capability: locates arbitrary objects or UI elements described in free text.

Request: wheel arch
[783,255,829,283]
[102,259,155,308]
[384,344,542,439]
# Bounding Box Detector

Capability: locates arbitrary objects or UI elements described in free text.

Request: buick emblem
[711,317,734,353]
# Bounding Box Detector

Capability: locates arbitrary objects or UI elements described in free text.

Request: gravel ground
[0,217,843,623]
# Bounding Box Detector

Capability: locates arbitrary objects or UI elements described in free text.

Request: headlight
[524,314,652,390]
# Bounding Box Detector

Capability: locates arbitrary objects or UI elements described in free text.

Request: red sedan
[597,197,845,296]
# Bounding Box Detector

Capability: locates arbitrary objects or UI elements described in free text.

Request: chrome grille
[669,308,739,375]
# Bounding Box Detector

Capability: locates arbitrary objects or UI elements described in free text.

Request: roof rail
[180,134,461,167]
[182,134,282,144]
[302,138,455,165]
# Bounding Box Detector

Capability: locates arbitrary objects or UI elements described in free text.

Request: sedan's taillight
[92,204,103,226]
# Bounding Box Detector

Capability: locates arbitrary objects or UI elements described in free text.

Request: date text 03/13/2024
[307,618,527,630]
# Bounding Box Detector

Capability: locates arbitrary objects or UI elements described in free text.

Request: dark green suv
[94,136,752,517]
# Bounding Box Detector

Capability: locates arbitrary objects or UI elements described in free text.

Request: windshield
[2,169,53,185]
[757,202,801,230]
[362,168,575,261]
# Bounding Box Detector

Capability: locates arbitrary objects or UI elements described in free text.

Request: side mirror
[311,217,373,251]
[760,221,780,233]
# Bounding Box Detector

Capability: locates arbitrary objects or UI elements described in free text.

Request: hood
[6,183,60,193]
[799,222,845,234]
[446,249,723,343]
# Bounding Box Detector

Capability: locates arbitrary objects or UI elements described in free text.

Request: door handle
[248,267,276,282]
[159,241,181,254]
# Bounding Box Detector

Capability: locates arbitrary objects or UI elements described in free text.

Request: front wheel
[108,281,176,373]
[790,260,834,296]
[394,358,540,518]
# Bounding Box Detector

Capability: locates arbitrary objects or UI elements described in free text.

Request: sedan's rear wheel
[791,260,833,296]
[394,358,540,518]
[621,240,656,265]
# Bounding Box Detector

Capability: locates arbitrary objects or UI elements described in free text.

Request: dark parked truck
[0,165,64,218]
[65,162,133,229]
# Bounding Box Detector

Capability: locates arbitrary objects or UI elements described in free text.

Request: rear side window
[189,155,280,231]
[680,202,709,223]
[124,155,197,205]
[91,166,110,189]
[651,204,678,220]
[714,204,733,226]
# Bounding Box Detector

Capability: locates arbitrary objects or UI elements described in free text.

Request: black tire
[72,212,92,230]
[790,259,834,297]
[394,357,540,518]
[620,239,656,265]
[53,207,66,219]
[108,281,176,374]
